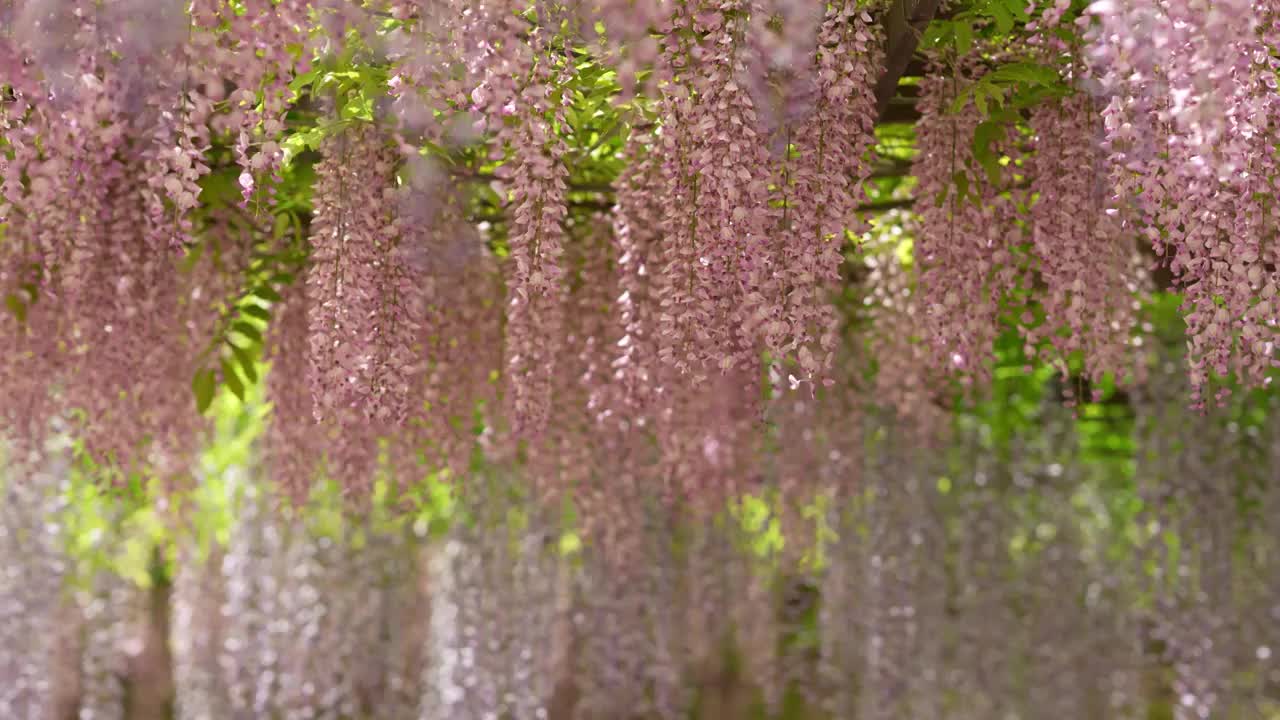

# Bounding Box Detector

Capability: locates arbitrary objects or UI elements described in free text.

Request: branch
[871,156,913,178]
[858,197,914,213]
[452,156,914,197]
[873,0,944,120]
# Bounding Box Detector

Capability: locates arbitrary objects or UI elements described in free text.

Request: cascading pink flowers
[3,0,1280,515]
[263,281,320,503]
[861,215,948,429]
[777,3,882,385]
[194,0,312,207]
[0,6,251,475]
[1027,94,1145,391]
[682,0,776,374]
[497,20,573,437]
[402,190,505,482]
[305,123,425,490]
[1086,0,1280,405]
[651,0,707,378]
[641,0,883,393]
[609,133,664,417]
[912,62,1027,385]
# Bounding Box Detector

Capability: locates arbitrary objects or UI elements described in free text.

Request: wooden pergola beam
[873,0,943,120]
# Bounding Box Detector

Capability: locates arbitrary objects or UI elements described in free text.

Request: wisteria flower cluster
[0,0,1278,512]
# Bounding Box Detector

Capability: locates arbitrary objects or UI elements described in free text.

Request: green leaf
[952,171,971,204]
[1010,83,1068,109]
[272,213,293,239]
[989,0,1014,32]
[192,369,217,413]
[340,92,375,121]
[974,83,989,116]
[254,285,283,303]
[4,293,26,323]
[288,65,322,94]
[955,20,974,55]
[221,360,246,402]
[230,343,259,384]
[231,320,263,345]
[973,120,1004,184]
[1004,0,1030,21]
[989,62,1060,87]
[934,183,951,207]
[986,82,1008,109]
[922,21,954,47]
[241,304,271,322]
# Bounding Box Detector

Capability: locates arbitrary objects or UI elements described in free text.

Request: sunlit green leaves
[254,284,283,303]
[954,19,975,54]
[947,63,1066,115]
[2,269,41,325]
[981,0,1029,33]
[241,304,271,322]
[2,294,25,323]
[282,54,390,166]
[972,119,1005,184]
[924,0,1031,50]
[188,212,308,413]
[192,368,217,413]
[231,320,263,345]
[230,343,258,384]
[732,492,785,561]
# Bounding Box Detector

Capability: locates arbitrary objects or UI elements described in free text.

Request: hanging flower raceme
[651,0,709,378]
[684,0,776,373]
[1087,0,1258,160]
[656,360,763,511]
[264,281,322,503]
[860,216,948,432]
[583,0,665,98]
[3,67,125,298]
[774,2,881,385]
[0,0,208,253]
[1086,0,1280,405]
[526,217,620,504]
[743,0,824,145]
[191,0,313,207]
[1027,95,1145,392]
[912,63,1028,385]
[306,123,423,489]
[85,0,211,250]
[0,77,63,449]
[37,123,182,475]
[1163,11,1280,405]
[398,186,505,482]
[0,5,254,473]
[496,16,573,436]
[648,0,775,379]
[609,133,665,418]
